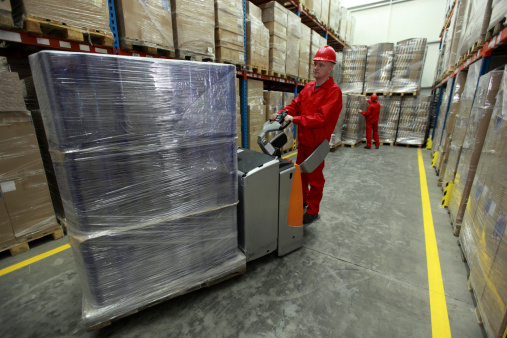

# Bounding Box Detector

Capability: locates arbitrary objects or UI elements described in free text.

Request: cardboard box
[247,79,264,106]
[0,195,16,248]
[286,37,300,77]
[264,21,287,38]
[282,92,295,107]
[321,0,329,27]
[263,91,283,107]
[215,46,245,65]
[287,10,301,38]
[0,72,26,112]
[246,2,269,69]
[172,1,215,56]
[260,1,288,26]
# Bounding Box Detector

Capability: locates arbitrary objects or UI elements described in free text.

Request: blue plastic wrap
[29,51,246,328]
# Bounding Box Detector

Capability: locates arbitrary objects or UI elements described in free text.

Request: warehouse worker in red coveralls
[360,94,381,149]
[270,46,342,225]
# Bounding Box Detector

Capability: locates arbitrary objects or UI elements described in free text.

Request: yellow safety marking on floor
[418,148,452,338]
[282,151,297,159]
[0,244,71,277]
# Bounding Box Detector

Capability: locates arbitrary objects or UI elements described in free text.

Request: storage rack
[0,0,347,149]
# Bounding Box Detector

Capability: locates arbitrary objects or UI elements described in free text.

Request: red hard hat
[312,45,337,64]
[370,94,378,102]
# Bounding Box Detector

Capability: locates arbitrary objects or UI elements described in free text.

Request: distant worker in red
[270,46,342,225]
[360,94,381,149]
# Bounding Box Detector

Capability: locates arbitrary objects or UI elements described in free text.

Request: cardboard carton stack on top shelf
[215,0,244,65]
[172,0,215,60]
[299,24,312,80]
[390,38,427,94]
[114,0,174,53]
[328,0,341,35]
[458,0,493,58]
[286,11,301,78]
[321,0,329,28]
[260,1,288,76]
[246,2,269,70]
[449,68,504,235]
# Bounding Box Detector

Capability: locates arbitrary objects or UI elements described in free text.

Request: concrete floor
[0,146,486,337]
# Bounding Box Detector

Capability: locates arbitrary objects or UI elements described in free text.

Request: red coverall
[280,77,342,216]
[361,100,381,148]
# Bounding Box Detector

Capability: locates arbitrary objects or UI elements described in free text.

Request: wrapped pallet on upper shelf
[172,0,215,60]
[444,61,482,186]
[330,93,347,148]
[350,16,356,44]
[441,3,457,76]
[489,0,507,33]
[29,51,246,329]
[260,1,288,76]
[364,43,394,94]
[299,23,312,80]
[309,0,322,23]
[390,38,427,94]
[449,68,504,235]
[0,0,14,27]
[339,6,348,41]
[395,96,432,146]
[11,0,113,46]
[376,96,401,145]
[215,0,244,65]
[286,10,301,78]
[114,0,174,54]
[458,0,493,58]
[328,0,341,34]
[341,95,367,145]
[459,74,507,338]
[246,1,269,71]
[340,45,367,94]
[321,0,329,28]
[447,0,468,69]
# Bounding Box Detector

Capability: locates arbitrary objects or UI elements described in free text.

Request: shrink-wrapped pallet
[459,78,507,338]
[299,24,312,80]
[377,96,401,144]
[339,6,348,40]
[172,0,215,59]
[246,1,269,70]
[364,43,394,94]
[29,51,246,328]
[449,68,504,234]
[431,86,451,154]
[350,15,356,44]
[340,45,367,94]
[458,0,492,58]
[489,0,507,31]
[444,61,482,185]
[396,96,432,145]
[286,11,301,77]
[330,93,347,147]
[321,0,329,28]
[448,0,468,68]
[341,95,367,144]
[114,0,174,52]
[260,1,288,75]
[328,0,341,34]
[215,0,244,65]
[390,38,427,93]
[331,52,343,85]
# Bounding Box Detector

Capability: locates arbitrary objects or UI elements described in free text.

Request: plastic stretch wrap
[432,86,451,153]
[299,24,312,80]
[330,93,347,146]
[341,95,367,144]
[377,96,401,143]
[458,0,491,57]
[246,2,269,69]
[442,7,456,74]
[331,53,343,85]
[328,0,341,34]
[350,16,356,44]
[459,75,507,338]
[29,51,245,327]
[215,0,244,65]
[364,43,394,93]
[444,61,482,184]
[0,56,8,72]
[448,0,468,68]
[396,96,432,145]
[340,45,367,94]
[114,0,174,51]
[489,0,507,31]
[172,0,215,56]
[390,38,427,93]
[0,72,26,111]
[321,0,329,27]
[339,6,348,41]
[12,0,111,34]
[449,69,504,228]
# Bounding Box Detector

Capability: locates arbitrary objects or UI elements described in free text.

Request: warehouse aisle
[0,146,485,337]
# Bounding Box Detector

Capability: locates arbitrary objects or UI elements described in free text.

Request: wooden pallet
[363,92,388,96]
[176,50,215,62]
[87,263,246,331]
[330,141,342,152]
[246,65,269,75]
[362,140,394,146]
[389,92,418,96]
[341,141,362,148]
[268,70,287,79]
[215,60,244,70]
[121,39,175,58]
[23,15,113,47]
[485,17,506,42]
[0,226,64,257]
[395,143,423,148]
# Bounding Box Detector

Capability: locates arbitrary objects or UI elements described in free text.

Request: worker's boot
[303,212,319,224]
[364,146,370,149]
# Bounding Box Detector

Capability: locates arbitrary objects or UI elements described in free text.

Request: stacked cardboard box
[459,77,507,338]
[341,95,367,145]
[340,45,367,93]
[264,90,283,123]
[260,1,288,75]
[390,38,427,93]
[215,0,244,65]
[247,79,266,153]
[246,2,269,70]
[328,0,341,34]
[431,85,451,155]
[377,96,401,144]
[339,6,348,41]
[396,96,432,146]
[332,52,343,84]
[172,0,215,59]
[286,11,301,78]
[449,69,504,235]
[458,0,492,58]
[0,0,14,27]
[321,0,329,28]
[364,43,394,93]
[114,0,174,52]
[444,61,481,185]
[330,93,347,147]
[309,0,322,22]
[0,72,59,249]
[447,0,468,68]
[299,24,312,80]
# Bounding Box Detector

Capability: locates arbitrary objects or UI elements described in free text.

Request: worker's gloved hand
[269,113,278,121]
[284,115,293,122]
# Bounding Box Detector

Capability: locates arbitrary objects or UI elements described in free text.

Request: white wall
[346,0,447,89]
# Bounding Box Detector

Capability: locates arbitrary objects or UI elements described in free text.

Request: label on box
[208,47,213,54]
[92,0,102,8]
[162,0,170,11]
[239,53,244,61]
[489,201,497,217]
[0,181,16,193]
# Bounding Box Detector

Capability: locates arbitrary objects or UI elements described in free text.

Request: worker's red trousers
[297,145,325,216]
[365,123,380,148]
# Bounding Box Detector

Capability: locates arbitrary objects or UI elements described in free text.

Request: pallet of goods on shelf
[330,93,347,149]
[246,1,269,71]
[260,1,288,76]
[328,0,341,35]
[0,0,14,27]
[390,38,427,94]
[445,0,467,75]
[487,0,507,39]
[341,94,367,146]
[339,6,348,42]
[431,86,451,155]
[321,0,329,28]
[299,23,311,80]
[458,0,493,58]
[10,0,113,46]
[364,43,394,94]
[339,45,367,94]
[449,68,504,235]
[114,0,175,56]
[459,75,507,338]
[215,0,244,66]
[172,0,215,60]
[376,95,401,145]
[286,10,301,78]
[395,95,432,146]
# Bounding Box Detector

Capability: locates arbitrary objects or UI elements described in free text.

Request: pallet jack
[237,111,330,262]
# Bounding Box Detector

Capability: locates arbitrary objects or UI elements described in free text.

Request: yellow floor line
[282,151,297,159]
[0,244,71,277]
[417,148,452,338]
